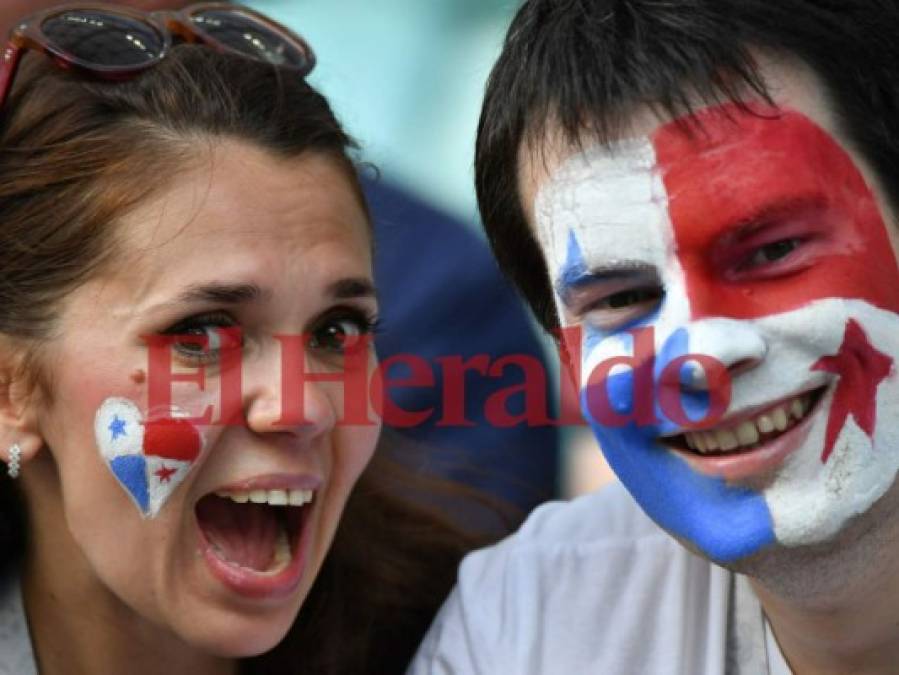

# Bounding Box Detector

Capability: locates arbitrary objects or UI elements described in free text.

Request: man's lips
[662,385,828,481]
[671,387,824,454]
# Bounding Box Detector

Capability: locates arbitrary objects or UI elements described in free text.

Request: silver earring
[7,443,21,479]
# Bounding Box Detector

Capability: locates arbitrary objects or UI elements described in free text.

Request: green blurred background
[247,0,516,226]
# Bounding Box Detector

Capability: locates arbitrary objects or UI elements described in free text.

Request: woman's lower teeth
[261,526,292,575]
[210,519,293,574]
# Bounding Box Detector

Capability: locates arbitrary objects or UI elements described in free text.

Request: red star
[155,465,177,483]
[811,319,893,463]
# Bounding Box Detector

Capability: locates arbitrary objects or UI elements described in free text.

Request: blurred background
[249,0,509,224]
[244,0,613,500]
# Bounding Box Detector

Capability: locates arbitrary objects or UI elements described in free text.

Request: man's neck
[746,484,899,675]
[753,573,899,675]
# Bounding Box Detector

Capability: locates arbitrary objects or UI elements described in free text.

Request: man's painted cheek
[577,327,775,563]
[537,102,899,562]
[578,323,724,435]
[654,103,899,317]
[95,397,205,518]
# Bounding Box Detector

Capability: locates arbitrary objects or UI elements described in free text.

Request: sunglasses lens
[41,11,164,68]
[190,10,312,70]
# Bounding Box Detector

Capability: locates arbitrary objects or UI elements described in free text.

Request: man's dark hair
[476,0,899,331]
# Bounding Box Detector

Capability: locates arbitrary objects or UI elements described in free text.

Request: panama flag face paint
[95,397,203,518]
[534,103,899,563]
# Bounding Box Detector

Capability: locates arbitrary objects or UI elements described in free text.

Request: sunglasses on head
[0,2,316,110]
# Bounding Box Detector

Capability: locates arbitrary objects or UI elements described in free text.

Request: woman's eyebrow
[156,278,376,312]
[327,277,377,300]
[174,282,268,306]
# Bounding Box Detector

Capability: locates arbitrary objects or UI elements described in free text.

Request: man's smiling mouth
[665,386,827,456]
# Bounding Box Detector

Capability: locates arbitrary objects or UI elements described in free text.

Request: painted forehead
[535,101,899,319]
[534,102,854,268]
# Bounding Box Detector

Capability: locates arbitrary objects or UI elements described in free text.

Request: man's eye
[582,286,663,332]
[309,312,378,354]
[744,238,803,268]
[604,288,660,309]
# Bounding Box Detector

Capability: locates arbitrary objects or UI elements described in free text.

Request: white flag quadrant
[145,456,193,518]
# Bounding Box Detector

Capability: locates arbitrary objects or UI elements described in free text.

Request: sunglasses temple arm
[0,43,24,112]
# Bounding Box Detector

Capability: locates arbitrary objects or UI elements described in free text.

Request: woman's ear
[0,350,44,474]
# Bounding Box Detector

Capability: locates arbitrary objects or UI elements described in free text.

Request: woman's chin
[172,603,302,659]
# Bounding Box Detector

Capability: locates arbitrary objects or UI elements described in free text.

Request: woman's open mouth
[662,385,828,480]
[195,483,317,600]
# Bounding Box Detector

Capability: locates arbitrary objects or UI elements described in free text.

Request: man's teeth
[684,393,813,454]
[214,488,315,506]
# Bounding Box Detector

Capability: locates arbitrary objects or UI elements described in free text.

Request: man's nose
[678,318,767,391]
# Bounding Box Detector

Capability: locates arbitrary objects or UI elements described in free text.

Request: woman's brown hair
[0,45,492,674]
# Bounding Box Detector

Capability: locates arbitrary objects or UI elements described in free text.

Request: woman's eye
[744,238,803,268]
[309,311,378,354]
[582,286,663,332]
[162,313,241,362]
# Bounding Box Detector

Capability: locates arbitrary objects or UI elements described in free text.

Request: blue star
[108,415,128,441]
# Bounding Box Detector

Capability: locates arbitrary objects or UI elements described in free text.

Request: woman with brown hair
[0,4,480,673]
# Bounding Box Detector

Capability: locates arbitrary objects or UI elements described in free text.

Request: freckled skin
[130,369,147,385]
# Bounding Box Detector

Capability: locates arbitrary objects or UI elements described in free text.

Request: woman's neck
[20,480,235,675]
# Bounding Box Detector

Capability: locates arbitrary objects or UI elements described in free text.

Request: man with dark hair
[410,1,899,672]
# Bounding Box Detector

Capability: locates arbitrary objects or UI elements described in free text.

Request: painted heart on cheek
[94,397,202,518]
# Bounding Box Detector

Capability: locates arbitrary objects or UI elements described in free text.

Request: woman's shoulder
[0,572,36,675]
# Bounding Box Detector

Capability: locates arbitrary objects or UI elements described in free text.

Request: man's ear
[0,349,44,472]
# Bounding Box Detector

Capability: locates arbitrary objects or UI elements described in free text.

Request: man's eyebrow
[556,260,657,302]
[726,193,827,241]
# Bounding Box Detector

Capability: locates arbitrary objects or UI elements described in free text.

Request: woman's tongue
[197,496,281,571]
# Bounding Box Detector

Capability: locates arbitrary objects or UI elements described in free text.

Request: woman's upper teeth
[684,394,812,454]
[214,488,314,506]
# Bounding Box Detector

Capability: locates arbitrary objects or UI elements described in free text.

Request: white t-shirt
[408,482,791,675]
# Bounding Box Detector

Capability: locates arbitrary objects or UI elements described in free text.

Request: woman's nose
[242,351,337,441]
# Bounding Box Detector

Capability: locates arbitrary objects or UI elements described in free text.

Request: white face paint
[530,103,899,562]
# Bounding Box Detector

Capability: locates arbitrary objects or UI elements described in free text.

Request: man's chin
[665,475,899,607]
[665,531,774,572]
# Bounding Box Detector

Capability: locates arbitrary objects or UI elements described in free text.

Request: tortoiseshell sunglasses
[0,2,315,108]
